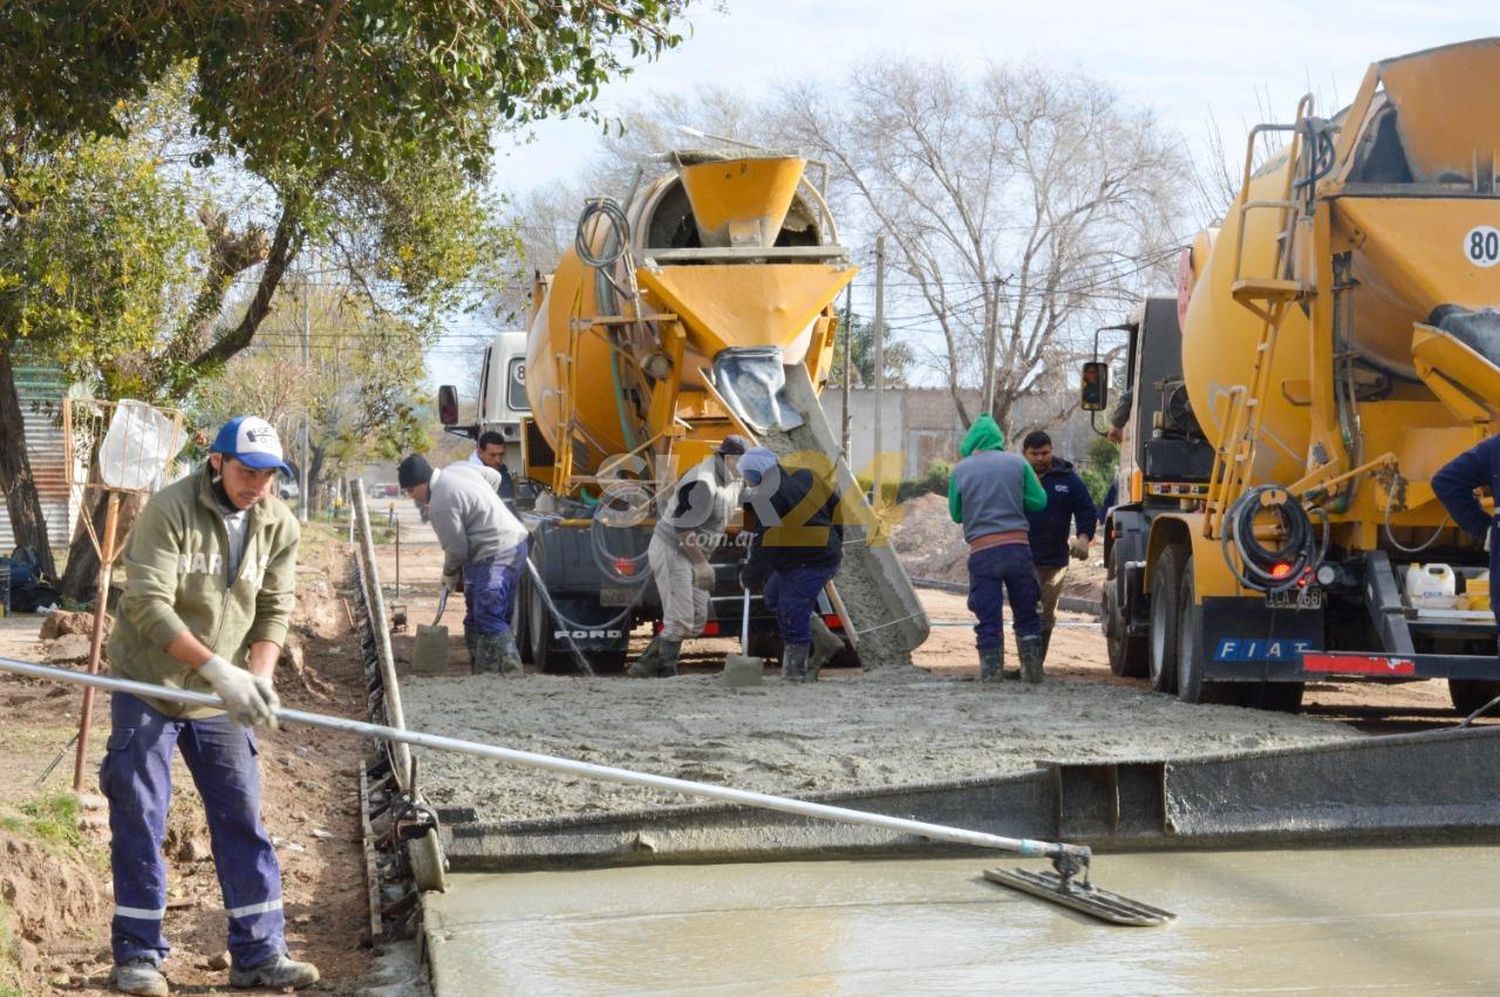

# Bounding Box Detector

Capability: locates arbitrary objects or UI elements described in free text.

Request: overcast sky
[428,2,1493,390]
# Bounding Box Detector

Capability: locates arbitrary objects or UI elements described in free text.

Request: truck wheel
[1448,678,1500,717]
[1240,681,1304,712]
[515,574,535,665]
[528,582,573,673]
[1175,556,1239,705]
[745,630,781,661]
[1148,546,1184,694]
[1106,549,1148,678]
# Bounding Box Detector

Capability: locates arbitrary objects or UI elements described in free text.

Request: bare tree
[778,61,1189,429]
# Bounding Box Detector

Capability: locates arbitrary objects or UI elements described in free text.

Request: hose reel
[1221,485,1327,592]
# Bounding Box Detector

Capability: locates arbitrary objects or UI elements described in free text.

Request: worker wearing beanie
[104,416,318,995]
[631,435,751,678]
[738,447,845,683]
[949,414,1049,683]
[399,453,529,675]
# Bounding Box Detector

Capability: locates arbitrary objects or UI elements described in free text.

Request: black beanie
[716,434,752,457]
[397,454,433,489]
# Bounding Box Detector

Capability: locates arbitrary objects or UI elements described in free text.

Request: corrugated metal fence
[0,361,76,557]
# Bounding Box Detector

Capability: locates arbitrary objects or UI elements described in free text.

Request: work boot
[978,646,1003,682]
[781,642,810,683]
[807,616,842,682]
[1039,628,1053,668]
[628,636,663,678]
[1019,634,1045,685]
[658,638,682,678]
[229,953,320,989]
[470,633,503,674]
[497,632,524,677]
[110,959,169,997]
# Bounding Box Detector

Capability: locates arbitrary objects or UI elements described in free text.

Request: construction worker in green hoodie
[949,415,1049,682]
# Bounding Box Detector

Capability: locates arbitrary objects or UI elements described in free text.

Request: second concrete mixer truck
[1096,38,1500,713]
[445,152,928,671]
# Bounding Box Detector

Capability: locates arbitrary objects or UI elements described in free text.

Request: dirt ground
[0,532,377,995]
[3,504,1491,991]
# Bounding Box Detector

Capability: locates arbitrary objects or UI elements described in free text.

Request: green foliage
[896,460,952,501]
[0,117,203,390]
[15,793,83,850]
[828,311,915,388]
[0,2,691,184]
[1080,436,1120,505]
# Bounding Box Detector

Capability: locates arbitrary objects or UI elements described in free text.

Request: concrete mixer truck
[444,153,928,671]
[1095,38,1500,713]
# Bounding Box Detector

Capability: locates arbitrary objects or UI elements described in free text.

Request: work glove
[692,560,716,591]
[1068,535,1091,561]
[199,655,279,731]
[442,570,463,594]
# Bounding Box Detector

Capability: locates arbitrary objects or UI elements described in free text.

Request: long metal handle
[433,584,450,627]
[0,655,1084,863]
[740,587,751,652]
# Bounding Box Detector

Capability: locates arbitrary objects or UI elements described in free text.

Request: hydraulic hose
[1221,486,1325,592]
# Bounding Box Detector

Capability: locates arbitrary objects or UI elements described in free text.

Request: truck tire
[1106,548,1148,678]
[1175,555,1239,705]
[528,581,575,674]
[515,573,534,665]
[745,630,781,661]
[1240,681,1304,712]
[1148,546,1184,694]
[1448,678,1500,717]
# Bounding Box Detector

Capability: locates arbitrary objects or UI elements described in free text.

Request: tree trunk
[307,443,326,515]
[0,342,57,577]
[59,487,146,605]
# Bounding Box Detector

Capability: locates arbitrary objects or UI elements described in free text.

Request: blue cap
[211,416,292,474]
[737,447,778,486]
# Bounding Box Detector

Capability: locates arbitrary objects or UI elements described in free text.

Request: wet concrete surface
[424,846,1500,993]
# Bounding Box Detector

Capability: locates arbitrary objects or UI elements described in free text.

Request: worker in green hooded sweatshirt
[949,414,1049,682]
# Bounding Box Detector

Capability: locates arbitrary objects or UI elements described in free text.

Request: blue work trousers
[463,541,528,637]
[100,693,285,971]
[763,563,840,646]
[967,544,1042,650]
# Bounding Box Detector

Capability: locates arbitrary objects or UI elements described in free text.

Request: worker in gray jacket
[630,435,749,678]
[399,454,529,675]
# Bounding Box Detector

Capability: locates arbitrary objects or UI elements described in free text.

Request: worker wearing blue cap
[103,416,318,995]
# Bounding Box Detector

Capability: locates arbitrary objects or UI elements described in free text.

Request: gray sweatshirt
[428,464,528,575]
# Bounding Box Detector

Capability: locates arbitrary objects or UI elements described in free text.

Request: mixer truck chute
[458,151,928,671]
[1097,38,1500,712]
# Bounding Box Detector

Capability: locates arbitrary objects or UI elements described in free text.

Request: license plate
[600,586,637,607]
[1266,586,1324,610]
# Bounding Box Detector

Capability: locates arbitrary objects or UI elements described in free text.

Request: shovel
[412,584,451,675]
[0,654,1173,927]
[721,587,762,687]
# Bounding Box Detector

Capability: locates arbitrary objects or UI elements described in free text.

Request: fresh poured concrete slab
[424,847,1500,994]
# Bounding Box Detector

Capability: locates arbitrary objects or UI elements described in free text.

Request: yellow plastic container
[1464,576,1490,612]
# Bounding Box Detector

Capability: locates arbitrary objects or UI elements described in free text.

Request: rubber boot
[628,636,662,678]
[470,633,500,674]
[1039,628,1053,668]
[229,953,320,989]
[781,642,810,683]
[807,616,842,682]
[978,646,1002,682]
[1019,633,1045,685]
[658,638,682,678]
[465,629,478,672]
[497,632,524,677]
[110,960,169,997]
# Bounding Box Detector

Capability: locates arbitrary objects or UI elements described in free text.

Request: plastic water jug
[1405,563,1457,609]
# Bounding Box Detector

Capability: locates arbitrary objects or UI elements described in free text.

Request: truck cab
[440,328,530,483]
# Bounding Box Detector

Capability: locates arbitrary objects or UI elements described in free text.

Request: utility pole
[871,235,886,501]
[981,275,1003,421]
[299,256,311,524]
[839,285,853,463]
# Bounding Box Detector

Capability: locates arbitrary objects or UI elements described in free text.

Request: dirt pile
[891,493,969,583]
[0,829,106,984]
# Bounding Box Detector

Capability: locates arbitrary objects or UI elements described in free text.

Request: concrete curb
[911,576,1102,617]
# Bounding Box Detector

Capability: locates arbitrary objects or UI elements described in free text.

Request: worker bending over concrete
[1022,430,1097,674]
[949,415,1049,682]
[630,435,750,678]
[105,416,317,995]
[1433,436,1500,643]
[738,447,844,682]
[399,454,529,675]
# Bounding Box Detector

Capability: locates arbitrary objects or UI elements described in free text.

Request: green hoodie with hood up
[948,414,1047,532]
